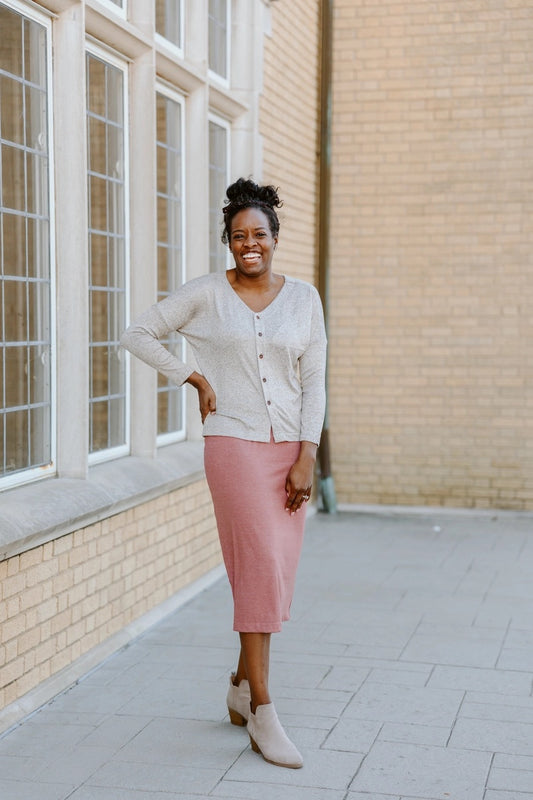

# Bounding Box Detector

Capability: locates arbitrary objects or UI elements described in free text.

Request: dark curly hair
[221,178,283,245]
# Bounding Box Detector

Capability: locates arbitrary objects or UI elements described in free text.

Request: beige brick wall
[0,479,221,711]
[260,0,321,284]
[329,0,533,509]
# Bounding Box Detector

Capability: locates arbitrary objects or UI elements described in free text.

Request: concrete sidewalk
[1,509,533,800]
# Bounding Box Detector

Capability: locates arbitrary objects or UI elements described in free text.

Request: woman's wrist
[186,371,208,391]
[298,441,318,463]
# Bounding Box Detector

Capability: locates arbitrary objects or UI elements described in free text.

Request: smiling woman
[120,177,327,769]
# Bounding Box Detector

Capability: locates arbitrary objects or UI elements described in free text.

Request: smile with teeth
[242,253,261,262]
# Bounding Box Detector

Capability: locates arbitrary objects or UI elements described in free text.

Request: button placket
[254,312,272,411]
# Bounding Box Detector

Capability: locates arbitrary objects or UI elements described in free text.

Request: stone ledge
[0,440,206,561]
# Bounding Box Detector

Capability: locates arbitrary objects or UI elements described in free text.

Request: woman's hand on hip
[186,372,216,423]
[285,441,318,515]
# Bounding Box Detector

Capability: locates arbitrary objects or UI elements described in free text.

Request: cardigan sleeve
[298,286,327,445]
[119,279,204,386]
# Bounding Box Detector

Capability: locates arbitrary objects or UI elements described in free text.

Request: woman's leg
[237,632,271,713]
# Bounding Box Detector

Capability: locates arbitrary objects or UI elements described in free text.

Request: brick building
[0,0,532,725]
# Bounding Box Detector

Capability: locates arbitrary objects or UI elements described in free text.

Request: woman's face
[229,207,278,279]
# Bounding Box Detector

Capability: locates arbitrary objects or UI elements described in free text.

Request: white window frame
[155,0,185,59]
[155,82,187,447]
[97,0,127,20]
[208,110,231,273]
[208,0,231,87]
[0,0,56,491]
[86,40,131,467]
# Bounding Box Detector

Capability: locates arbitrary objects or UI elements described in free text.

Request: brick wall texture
[0,480,220,712]
[328,0,533,509]
[260,0,321,285]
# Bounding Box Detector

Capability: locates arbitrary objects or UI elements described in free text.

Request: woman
[120,178,327,769]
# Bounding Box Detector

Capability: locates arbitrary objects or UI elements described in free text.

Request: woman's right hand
[186,372,216,422]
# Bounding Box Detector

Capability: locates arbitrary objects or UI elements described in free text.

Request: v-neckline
[224,271,287,314]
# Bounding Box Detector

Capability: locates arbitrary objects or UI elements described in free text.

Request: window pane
[156,92,184,437]
[3,279,27,342]
[2,213,27,277]
[0,6,23,78]
[155,0,181,48]
[0,9,51,480]
[5,347,28,407]
[87,53,127,455]
[25,86,47,151]
[0,75,24,144]
[5,409,29,472]
[208,0,228,79]
[209,120,228,273]
[1,145,25,212]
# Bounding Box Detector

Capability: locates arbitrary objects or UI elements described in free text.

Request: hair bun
[225,178,282,209]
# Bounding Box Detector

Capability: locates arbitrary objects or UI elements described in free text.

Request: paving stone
[488,767,533,794]
[223,747,363,790]
[68,789,214,800]
[427,665,532,695]
[342,683,463,727]
[366,666,432,687]
[211,780,346,799]
[112,718,248,770]
[0,721,95,759]
[321,717,382,752]
[349,741,491,800]
[0,779,76,800]
[460,696,533,725]
[493,754,533,771]
[449,718,533,756]
[317,665,370,692]
[37,746,116,785]
[85,761,224,794]
[400,627,504,668]
[1,511,532,799]
[79,714,152,748]
[378,722,450,746]
[0,754,49,780]
[345,794,401,800]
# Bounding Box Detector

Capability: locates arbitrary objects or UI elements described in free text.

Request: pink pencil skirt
[204,435,306,633]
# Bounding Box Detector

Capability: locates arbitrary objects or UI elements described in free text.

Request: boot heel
[249,734,260,754]
[228,707,247,727]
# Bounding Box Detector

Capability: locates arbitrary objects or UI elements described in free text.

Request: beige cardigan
[120,272,327,445]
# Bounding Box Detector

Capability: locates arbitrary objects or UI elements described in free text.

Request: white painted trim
[88,0,127,22]
[155,82,187,445]
[208,110,231,272]
[0,562,226,736]
[85,41,131,465]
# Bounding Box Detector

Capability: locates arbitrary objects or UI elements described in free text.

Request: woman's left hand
[285,441,318,514]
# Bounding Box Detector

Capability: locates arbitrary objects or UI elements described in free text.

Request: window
[208,116,230,273]
[208,0,230,81]
[86,49,128,461]
[156,88,185,441]
[155,0,183,50]
[0,2,54,487]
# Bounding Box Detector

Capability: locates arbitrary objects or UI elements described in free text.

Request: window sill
[0,441,205,561]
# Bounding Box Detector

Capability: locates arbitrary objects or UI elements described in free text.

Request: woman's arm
[120,281,202,386]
